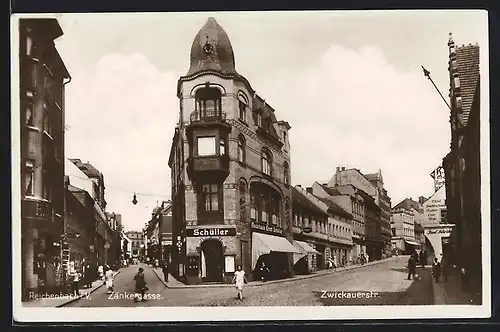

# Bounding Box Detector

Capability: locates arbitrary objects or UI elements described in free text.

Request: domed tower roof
[186,17,238,77]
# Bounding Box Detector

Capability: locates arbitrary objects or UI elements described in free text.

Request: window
[42,169,51,200]
[25,100,34,126]
[237,135,245,163]
[283,131,287,143]
[257,113,262,127]
[261,149,272,176]
[202,184,219,211]
[219,140,225,155]
[24,160,35,196]
[283,162,289,185]
[197,136,216,156]
[239,100,246,121]
[239,181,246,223]
[250,183,282,227]
[195,87,222,118]
[43,107,50,134]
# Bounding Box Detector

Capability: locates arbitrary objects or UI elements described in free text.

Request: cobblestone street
[66,257,433,307]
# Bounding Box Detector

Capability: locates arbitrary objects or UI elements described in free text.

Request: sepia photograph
[11,10,490,322]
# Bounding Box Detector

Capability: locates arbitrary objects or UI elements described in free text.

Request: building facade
[363,170,392,257]
[169,18,295,284]
[390,198,422,254]
[442,34,481,291]
[327,167,384,260]
[19,18,71,300]
[125,231,144,257]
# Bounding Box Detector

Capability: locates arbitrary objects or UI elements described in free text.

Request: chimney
[306,187,313,194]
[336,167,340,172]
[341,167,346,171]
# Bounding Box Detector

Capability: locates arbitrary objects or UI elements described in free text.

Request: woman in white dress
[232,265,247,300]
[104,265,115,294]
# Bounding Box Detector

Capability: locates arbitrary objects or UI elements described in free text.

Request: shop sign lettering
[251,223,283,235]
[187,227,236,237]
[424,228,452,235]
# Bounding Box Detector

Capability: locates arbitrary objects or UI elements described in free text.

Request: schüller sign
[186,227,237,237]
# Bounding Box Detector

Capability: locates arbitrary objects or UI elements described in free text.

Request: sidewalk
[23,271,121,308]
[431,267,482,305]
[152,256,402,289]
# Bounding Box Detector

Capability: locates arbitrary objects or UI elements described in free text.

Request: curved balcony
[187,154,230,183]
[186,109,232,137]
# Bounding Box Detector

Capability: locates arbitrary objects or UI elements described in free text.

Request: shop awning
[292,240,321,264]
[405,240,420,246]
[252,232,301,270]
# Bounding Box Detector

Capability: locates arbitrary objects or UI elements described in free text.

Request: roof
[318,183,342,196]
[455,44,480,126]
[315,196,353,219]
[364,173,378,181]
[358,190,380,211]
[292,187,329,217]
[393,198,423,213]
[186,17,238,77]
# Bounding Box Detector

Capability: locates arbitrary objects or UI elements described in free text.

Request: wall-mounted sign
[424,228,453,235]
[430,164,445,192]
[186,227,237,237]
[251,223,283,235]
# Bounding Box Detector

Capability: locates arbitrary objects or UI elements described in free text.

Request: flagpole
[421,65,452,111]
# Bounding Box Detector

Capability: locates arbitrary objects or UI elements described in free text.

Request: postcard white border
[11,10,491,322]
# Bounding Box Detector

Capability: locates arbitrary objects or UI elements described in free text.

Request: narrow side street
[66,257,433,307]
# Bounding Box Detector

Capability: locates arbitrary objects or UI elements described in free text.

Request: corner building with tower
[169,18,296,284]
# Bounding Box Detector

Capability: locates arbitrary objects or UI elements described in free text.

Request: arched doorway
[200,240,223,282]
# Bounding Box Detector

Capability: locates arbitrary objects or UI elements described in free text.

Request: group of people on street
[407,250,449,282]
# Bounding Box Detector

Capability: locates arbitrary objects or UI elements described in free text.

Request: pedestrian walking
[419,250,426,267]
[332,255,338,269]
[407,255,417,280]
[232,265,247,300]
[259,262,270,282]
[162,262,169,282]
[432,258,441,282]
[98,264,104,281]
[134,267,148,302]
[105,265,115,294]
[83,263,92,288]
[71,270,81,296]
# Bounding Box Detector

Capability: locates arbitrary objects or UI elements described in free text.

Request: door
[201,240,223,282]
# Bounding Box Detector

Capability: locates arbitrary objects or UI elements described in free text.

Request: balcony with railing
[189,108,227,123]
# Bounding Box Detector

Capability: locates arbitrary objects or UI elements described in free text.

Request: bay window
[197,136,216,156]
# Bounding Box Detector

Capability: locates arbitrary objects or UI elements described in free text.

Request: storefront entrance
[200,240,223,282]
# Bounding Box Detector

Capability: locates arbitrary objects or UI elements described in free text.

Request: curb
[152,256,403,289]
[57,271,121,308]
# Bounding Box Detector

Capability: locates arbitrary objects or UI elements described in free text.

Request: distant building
[390,198,422,254]
[69,159,106,211]
[125,231,144,257]
[19,18,71,300]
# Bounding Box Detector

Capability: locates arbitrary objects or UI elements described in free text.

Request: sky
[50,10,487,232]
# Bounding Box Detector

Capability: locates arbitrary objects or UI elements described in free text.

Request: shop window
[237,135,246,163]
[197,136,216,156]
